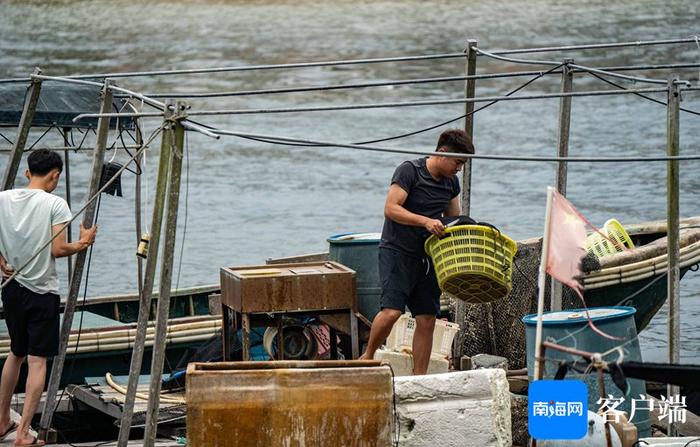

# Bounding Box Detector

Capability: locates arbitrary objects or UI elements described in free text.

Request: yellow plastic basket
[424,225,518,304]
[585,218,634,258]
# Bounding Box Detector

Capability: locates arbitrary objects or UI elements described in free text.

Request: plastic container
[522,307,649,438]
[385,313,459,357]
[328,232,382,320]
[187,361,393,447]
[385,314,416,352]
[432,319,460,356]
[586,218,634,258]
[424,225,518,304]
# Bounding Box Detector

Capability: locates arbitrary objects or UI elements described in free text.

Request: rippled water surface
[1,0,700,361]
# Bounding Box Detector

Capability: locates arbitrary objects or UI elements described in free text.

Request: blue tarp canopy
[0,81,136,129]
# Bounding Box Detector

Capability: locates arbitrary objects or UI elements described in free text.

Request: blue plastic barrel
[328,233,382,321]
[522,307,649,437]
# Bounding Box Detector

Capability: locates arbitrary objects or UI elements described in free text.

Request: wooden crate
[220,261,356,313]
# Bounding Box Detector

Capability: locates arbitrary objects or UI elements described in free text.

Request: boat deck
[68,375,186,426]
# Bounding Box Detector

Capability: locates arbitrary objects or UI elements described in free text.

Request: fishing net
[450,238,593,369]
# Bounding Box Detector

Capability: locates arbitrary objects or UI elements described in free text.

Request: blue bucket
[328,233,381,321]
[522,306,649,437]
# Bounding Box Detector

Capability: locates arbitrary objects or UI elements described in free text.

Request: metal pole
[666,76,681,437]
[551,61,574,312]
[534,187,555,380]
[62,128,73,283]
[143,100,186,447]
[2,68,42,191]
[39,80,113,439]
[116,109,172,446]
[453,39,477,366]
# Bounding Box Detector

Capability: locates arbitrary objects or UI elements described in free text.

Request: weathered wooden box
[220,261,356,313]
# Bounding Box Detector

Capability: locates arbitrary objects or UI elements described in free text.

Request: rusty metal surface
[186,362,393,447]
[192,360,386,370]
[221,261,357,313]
[266,252,330,265]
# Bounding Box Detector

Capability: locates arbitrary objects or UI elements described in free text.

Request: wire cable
[175,130,189,292]
[0,52,467,84]
[4,37,699,85]
[355,63,565,145]
[476,47,675,85]
[570,63,687,86]
[24,125,55,152]
[120,62,700,100]
[209,127,700,163]
[475,46,683,86]
[205,63,563,147]
[475,47,562,66]
[137,74,479,98]
[487,37,700,56]
[180,86,671,117]
[0,132,13,145]
[588,71,700,116]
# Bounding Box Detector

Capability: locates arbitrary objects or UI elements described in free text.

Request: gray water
[1,0,700,362]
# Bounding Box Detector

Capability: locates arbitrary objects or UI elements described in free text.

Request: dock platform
[68,375,186,433]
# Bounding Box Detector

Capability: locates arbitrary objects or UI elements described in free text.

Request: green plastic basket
[585,218,634,258]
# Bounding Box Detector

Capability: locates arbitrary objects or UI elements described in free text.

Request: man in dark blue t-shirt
[360,129,474,374]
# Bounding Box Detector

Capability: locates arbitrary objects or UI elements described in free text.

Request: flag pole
[534,186,555,380]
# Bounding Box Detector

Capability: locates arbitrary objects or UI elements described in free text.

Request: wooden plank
[7,391,73,414]
[649,395,700,436]
[67,383,183,421]
[67,385,122,419]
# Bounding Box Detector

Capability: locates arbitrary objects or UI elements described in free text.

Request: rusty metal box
[220,261,356,313]
[187,361,393,447]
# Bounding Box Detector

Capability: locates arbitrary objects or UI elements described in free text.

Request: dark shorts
[378,247,441,316]
[1,279,60,357]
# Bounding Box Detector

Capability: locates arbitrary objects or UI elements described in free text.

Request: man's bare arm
[384,184,445,235]
[444,196,461,217]
[51,223,97,258]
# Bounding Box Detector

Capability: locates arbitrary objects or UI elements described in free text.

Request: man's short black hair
[436,129,475,154]
[28,149,63,176]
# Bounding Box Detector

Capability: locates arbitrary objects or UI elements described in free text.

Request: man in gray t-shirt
[0,149,96,446]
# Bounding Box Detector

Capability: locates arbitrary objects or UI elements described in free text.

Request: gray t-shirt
[0,189,72,294]
[379,158,460,257]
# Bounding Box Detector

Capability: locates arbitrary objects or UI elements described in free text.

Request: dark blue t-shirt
[380,158,460,257]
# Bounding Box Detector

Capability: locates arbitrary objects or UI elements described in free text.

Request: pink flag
[545,190,587,297]
[545,190,623,340]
